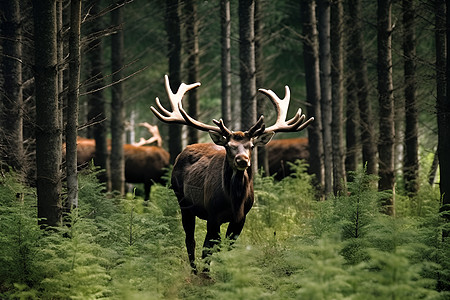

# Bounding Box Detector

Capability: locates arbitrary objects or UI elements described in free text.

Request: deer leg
[181,210,197,273]
[144,181,151,201]
[202,221,221,272]
[225,217,246,242]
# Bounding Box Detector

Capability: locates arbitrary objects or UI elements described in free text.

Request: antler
[151,75,231,136]
[259,86,314,133]
[131,122,162,147]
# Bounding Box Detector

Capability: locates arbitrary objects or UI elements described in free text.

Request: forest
[0,0,449,299]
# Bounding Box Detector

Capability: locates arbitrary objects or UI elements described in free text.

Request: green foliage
[0,172,42,290]
[0,166,449,299]
[36,214,112,299]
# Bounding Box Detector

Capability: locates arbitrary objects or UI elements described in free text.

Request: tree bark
[344,0,360,179]
[110,2,125,195]
[33,0,62,227]
[57,0,64,143]
[301,0,324,192]
[402,0,419,196]
[0,0,24,174]
[220,0,232,127]
[377,0,395,215]
[66,0,81,209]
[428,149,438,186]
[165,0,182,164]
[436,0,450,236]
[239,0,257,172]
[318,0,333,195]
[86,0,108,185]
[330,0,346,195]
[255,0,269,176]
[347,0,377,176]
[184,0,199,145]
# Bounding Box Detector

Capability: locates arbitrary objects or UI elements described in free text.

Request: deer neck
[223,158,253,222]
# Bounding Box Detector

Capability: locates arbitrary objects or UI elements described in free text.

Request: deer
[266,137,310,180]
[151,75,314,273]
[123,142,169,200]
[65,124,169,200]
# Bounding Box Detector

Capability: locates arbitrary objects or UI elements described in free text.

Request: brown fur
[267,137,309,179]
[171,129,273,273]
[64,138,169,200]
[124,144,170,199]
[171,143,254,224]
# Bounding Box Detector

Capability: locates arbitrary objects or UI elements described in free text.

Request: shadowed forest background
[1,0,450,298]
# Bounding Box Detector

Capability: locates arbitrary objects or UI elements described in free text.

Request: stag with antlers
[151,75,313,273]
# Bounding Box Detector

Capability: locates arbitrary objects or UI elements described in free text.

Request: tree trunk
[184,0,199,145]
[255,0,269,176]
[86,0,108,185]
[0,0,24,175]
[110,3,125,196]
[33,0,62,227]
[57,0,64,144]
[347,0,377,176]
[344,0,360,179]
[330,0,346,195]
[165,0,182,164]
[318,0,333,195]
[377,0,395,215]
[428,149,438,186]
[220,0,232,127]
[345,73,359,178]
[436,0,450,237]
[66,0,81,210]
[402,0,419,196]
[301,0,324,193]
[239,0,257,172]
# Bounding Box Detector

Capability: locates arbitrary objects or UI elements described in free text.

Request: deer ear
[253,132,275,146]
[209,131,227,146]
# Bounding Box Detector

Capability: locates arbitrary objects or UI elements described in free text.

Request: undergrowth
[0,161,448,299]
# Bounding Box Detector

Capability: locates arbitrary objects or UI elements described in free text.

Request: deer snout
[234,154,250,170]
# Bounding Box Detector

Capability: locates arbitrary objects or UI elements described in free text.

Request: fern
[1,160,448,299]
[0,172,42,292]
[36,212,112,299]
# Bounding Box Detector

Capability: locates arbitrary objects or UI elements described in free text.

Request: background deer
[151,75,313,273]
[64,124,169,200]
[267,137,309,180]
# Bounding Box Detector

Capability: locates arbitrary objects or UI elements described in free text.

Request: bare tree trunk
[0,0,24,175]
[239,0,257,172]
[57,0,64,145]
[66,0,81,209]
[344,0,359,179]
[330,0,346,195]
[436,0,450,239]
[347,0,377,176]
[184,0,199,145]
[318,0,333,195]
[301,0,324,193]
[428,149,438,186]
[377,0,395,215]
[166,0,182,164]
[345,73,359,177]
[220,0,232,127]
[402,0,419,196]
[110,2,125,196]
[86,1,108,185]
[255,0,269,176]
[33,0,62,227]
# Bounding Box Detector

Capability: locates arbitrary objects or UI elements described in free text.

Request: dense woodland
[1,0,450,298]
